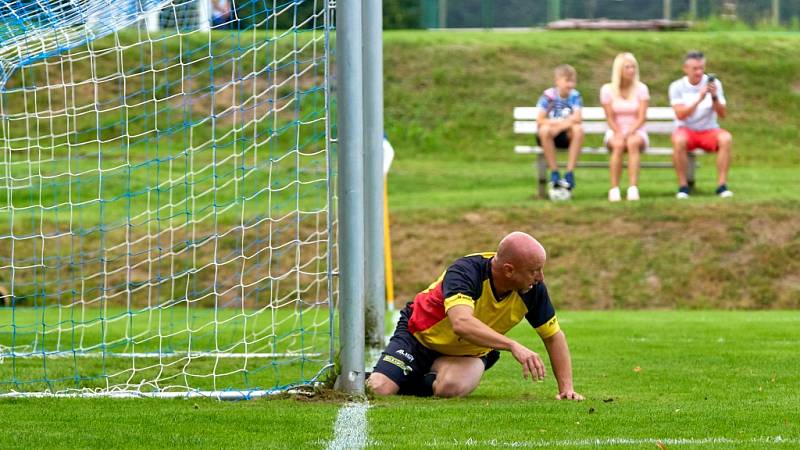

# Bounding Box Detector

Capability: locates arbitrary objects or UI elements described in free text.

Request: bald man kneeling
[367,231,583,400]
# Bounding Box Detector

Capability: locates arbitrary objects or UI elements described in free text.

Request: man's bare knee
[433,379,475,398]
[366,373,399,396]
[430,356,484,398]
[718,131,733,147]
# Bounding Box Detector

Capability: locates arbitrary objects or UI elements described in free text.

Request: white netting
[0,0,334,398]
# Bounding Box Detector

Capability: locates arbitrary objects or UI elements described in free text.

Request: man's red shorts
[673,127,726,152]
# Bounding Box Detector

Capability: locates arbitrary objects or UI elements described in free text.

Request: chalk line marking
[327,402,370,450]
[421,436,797,447]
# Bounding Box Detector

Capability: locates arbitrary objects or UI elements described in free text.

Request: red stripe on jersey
[408,281,447,335]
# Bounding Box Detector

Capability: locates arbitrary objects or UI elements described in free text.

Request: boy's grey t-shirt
[669,75,726,131]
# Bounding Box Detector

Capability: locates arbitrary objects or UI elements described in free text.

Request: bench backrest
[514,106,675,135]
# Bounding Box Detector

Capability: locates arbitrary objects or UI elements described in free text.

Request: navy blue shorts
[372,303,501,396]
[536,130,570,149]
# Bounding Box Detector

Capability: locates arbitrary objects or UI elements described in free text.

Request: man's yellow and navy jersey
[407,252,560,356]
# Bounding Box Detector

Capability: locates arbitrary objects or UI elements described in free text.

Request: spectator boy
[536,65,584,200]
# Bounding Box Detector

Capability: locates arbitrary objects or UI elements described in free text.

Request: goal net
[0,0,335,398]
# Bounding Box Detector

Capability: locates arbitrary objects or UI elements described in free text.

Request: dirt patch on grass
[387,203,800,309]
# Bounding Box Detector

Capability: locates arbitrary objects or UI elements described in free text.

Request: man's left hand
[555,390,584,401]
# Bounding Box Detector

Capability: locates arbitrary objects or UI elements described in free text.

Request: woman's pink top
[600,82,650,134]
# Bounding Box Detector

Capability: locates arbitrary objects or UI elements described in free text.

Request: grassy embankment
[382,31,800,308]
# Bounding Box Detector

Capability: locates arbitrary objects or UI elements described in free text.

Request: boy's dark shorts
[536,131,570,149]
[371,303,501,396]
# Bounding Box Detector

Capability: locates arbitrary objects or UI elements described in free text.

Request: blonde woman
[600,53,649,201]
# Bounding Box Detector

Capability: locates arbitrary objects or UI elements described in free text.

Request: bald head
[495,232,546,267]
[492,232,546,295]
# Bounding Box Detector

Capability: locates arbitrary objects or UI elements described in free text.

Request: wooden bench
[514,106,704,198]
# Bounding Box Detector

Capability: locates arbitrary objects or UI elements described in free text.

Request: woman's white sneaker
[626,186,640,201]
[608,187,621,202]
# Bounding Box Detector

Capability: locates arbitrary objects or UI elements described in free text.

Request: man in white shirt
[669,51,733,199]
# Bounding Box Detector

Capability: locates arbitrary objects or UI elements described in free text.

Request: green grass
[0,311,796,449]
[0,139,329,222]
[0,396,342,449]
[387,156,799,211]
[369,310,800,449]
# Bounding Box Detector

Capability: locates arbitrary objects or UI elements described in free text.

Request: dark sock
[550,171,560,185]
[416,371,437,397]
[716,184,728,194]
[678,185,690,194]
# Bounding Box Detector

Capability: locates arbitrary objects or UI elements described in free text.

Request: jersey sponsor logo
[395,349,414,362]
[382,355,412,375]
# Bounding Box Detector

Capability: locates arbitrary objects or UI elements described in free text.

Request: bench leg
[687,153,696,188]
[537,154,547,199]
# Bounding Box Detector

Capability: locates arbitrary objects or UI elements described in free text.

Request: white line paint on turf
[327,308,398,449]
[327,402,369,450]
[423,436,797,447]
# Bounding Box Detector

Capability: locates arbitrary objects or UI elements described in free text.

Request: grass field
[1,310,797,449]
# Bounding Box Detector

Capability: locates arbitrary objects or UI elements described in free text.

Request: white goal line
[423,436,797,447]
[1,385,324,400]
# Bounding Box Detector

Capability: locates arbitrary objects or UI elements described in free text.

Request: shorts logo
[383,355,412,375]
[395,349,414,362]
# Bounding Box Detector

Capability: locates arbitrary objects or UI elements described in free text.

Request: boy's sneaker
[626,186,640,201]
[608,187,621,202]
[716,184,734,198]
[556,178,572,190]
[676,186,690,200]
